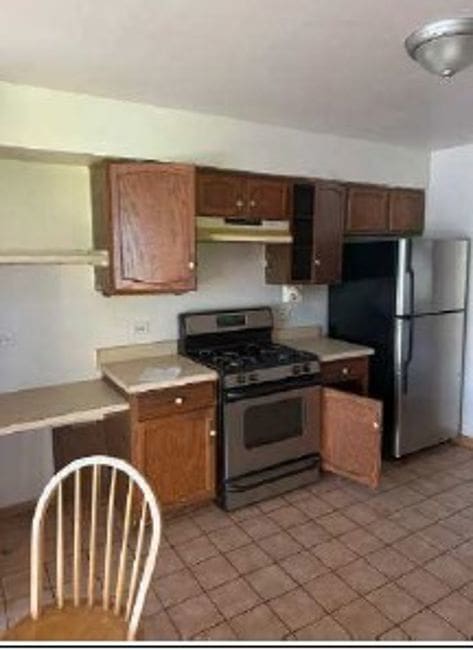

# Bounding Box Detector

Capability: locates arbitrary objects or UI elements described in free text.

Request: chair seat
[2,603,128,641]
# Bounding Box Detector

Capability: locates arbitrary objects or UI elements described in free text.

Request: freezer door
[393,312,464,457]
[396,238,469,316]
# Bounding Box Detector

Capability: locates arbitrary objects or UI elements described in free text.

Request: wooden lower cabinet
[140,406,216,508]
[321,388,382,489]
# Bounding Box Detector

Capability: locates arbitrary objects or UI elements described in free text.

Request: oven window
[243,398,303,449]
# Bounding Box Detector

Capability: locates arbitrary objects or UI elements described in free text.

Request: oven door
[223,384,321,479]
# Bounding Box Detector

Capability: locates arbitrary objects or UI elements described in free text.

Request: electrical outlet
[0,332,16,348]
[132,320,150,338]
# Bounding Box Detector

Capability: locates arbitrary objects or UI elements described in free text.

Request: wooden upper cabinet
[92,162,196,295]
[247,176,289,220]
[345,185,389,234]
[321,388,382,489]
[389,188,425,233]
[313,182,345,284]
[197,168,289,220]
[196,170,246,217]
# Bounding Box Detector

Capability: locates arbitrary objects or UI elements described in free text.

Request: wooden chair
[3,455,161,641]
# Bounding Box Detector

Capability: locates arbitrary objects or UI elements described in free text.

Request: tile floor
[2,443,473,640]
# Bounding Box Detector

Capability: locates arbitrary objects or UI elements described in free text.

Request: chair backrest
[30,455,161,641]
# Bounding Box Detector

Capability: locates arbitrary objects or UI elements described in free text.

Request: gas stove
[178,307,321,510]
[190,341,319,388]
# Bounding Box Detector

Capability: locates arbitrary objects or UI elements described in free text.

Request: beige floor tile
[258,496,288,513]
[192,505,234,533]
[237,514,280,541]
[317,512,358,536]
[154,547,185,578]
[425,552,473,589]
[140,609,180,640]
[225,542,272,574]
[191,554,238,590]
[365,546,415,579]
[280,550,329,584]
[389,507,433,532]
[304,571,357,612]
[283,486,314,505]
[300,496,334,519]
[311,539,357,570]
[397,567,451,606]
[366,582,423,624]
[269,587,324,630]
[168,593,222,639]
[442,513,473,539]
[258,531,302,560]
[174,535,219,567]
[294,614,351,640]
[208,577,260,619]
[155,567,202,608]
[321,488,359,509]
[339,527,384,556]
[418,523,463,551]
[194,621,236,640]
[401,610,464,640]
[431,591,473,637]
[164,518,202,545]
[459,580,473,601]
[333,597,391,640]
[367,518,409,544]
[452,539,473,569]
[230,603,288,640]
[379,626,410,640]
[287,521,331,549]
[337,557,387,594]
[210,524,251,553]
[267,505,308,528]
[393,532,443,565]
[229,504,261,522]
[341,503,378,526]
[246,564,296,600]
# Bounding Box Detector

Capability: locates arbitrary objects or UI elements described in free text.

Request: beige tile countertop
[101,354,218,394]
[277,331,375,363]
[0,379,129,437]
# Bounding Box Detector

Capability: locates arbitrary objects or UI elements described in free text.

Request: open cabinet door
[321,388,382,489]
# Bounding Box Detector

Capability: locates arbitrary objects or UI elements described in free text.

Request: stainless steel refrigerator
[329,238,469,458]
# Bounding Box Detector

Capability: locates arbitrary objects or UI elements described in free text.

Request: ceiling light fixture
[405,17,473,78]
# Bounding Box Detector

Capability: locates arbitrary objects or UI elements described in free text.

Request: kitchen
[2,0,473,643]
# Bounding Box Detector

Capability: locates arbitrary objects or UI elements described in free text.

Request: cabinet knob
[373,421,380,430]
[209,429,217,438]
[249,199,256,208]
[188,261,195,270]
[174,397,184,405]
[314,258,321,267]
[342,367,349,376]
[236,199,244,208]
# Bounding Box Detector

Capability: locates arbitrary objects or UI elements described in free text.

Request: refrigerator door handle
[403,318,415,394]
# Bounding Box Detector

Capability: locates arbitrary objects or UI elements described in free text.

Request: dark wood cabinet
[131,382,217,509]
[345,185,390,234]
[320,356,369,395]
[197,168,289,220]
[321,388,382,489]
[91,162,196,295]
[389,188,425,233]
[265,181,345,285]
[196,170,246,217]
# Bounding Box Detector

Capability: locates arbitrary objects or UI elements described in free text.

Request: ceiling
[2,0,473,149]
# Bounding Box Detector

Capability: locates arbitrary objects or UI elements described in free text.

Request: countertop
[282,336,375,362]
[101,354,218,394]
[0,379,129,437]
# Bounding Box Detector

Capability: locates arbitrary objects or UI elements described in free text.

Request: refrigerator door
[393,311,464,457]
[396,238,469,316]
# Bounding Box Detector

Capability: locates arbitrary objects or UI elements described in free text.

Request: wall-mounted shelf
[0,249,109,267]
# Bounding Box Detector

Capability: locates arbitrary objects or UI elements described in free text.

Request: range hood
[196,217,292,244]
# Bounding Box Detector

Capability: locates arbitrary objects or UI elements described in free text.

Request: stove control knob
[302,362,312,373]
[249,372,258,383]
[292,365,301,375]
[237,373,246,385]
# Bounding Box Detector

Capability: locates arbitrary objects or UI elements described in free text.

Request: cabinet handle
[209,429,217,438]
[342,367,349,376]
[314,258,321,267]
[235,199,244,208]
[188,261,195,270]
[174,397,184,405]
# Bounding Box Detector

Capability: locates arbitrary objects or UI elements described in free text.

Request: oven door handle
[225,375,320,402]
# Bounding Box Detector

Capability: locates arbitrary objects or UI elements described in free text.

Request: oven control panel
[224,361,321,388]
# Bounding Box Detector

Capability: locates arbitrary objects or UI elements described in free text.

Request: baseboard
[452,434,473,450]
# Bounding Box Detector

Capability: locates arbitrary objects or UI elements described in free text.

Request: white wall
[0,82,430,507]
[426,144,473,436]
